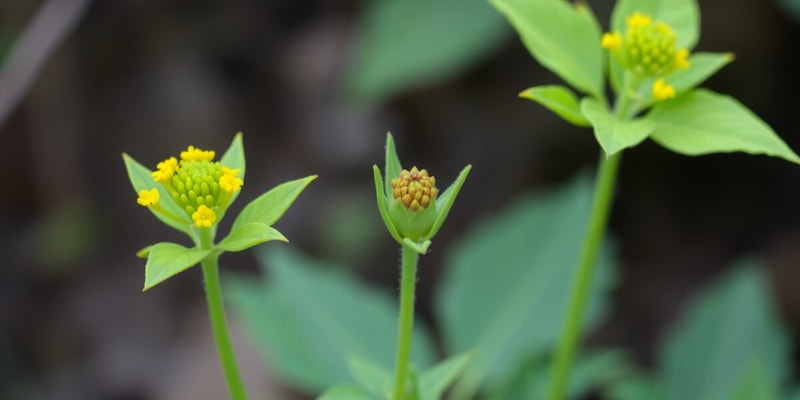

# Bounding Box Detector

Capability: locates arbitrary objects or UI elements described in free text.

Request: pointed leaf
[226,247,436,392]
[143,242,210,290]
[490,0,604,97]
[437,173,617,392]
[612,0,700,50]
[384,133,403,197]
[428,165,471,240]
[217,222,287,252]
[317,385,376,400]
[648,89,800,163]
[634,52,735,110]
[348,357,393,398]
[581,98,655,155]
[374,165,404,246]
[519,85,590,127]
[122,153,192,235]
[231,175,317,232]
[418,353,472,400]
[659,262,791,400]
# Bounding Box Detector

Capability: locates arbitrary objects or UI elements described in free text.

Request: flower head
[136,144,244,229]
[391,167,438,211]
[602,12,690,77]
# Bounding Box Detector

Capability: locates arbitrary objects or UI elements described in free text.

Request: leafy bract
[143,242,210,290]
[226,247,435,393]
[659,262,791,400]
[581,98,655,156]
[122,153,192,235]
[345,0,509,104]
[217,222,287,252]
[219,133,246,206]
[519,85,590,127]
[230,175,317,233]
[648,89,800,163]
[490,0,604,98]
[437,173,617,394]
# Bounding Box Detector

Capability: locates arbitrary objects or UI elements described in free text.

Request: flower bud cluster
[391,167,438,211]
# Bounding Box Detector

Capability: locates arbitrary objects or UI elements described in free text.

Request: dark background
[2,0,800,399]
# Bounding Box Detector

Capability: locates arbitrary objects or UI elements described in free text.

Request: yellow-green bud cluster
[391,167,438,211]
[137,145,243,229]
[602,12,690,77]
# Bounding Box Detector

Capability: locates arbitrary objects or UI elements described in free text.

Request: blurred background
[2,0,800,399]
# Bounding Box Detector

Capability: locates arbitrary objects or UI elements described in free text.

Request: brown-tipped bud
[390,167,439,211]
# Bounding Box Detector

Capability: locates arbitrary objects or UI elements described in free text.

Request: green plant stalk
[545,72,637,400]
[199,229,249,400]
[392,244,420,400]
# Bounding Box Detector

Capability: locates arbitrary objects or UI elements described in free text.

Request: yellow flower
[626,12,652,29]
[180,145,215,162]
[391,166,438,211]
[192,205,216,228]
[653,79,676,100]
[152,157,179,183]
[220,168,243,193]
[674,48,690,70]
[601,32,622,52]
[137,188,160,207]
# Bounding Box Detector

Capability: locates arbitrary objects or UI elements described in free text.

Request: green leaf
[611,0,700,50]
[344,0,510,104]
[418,353,472,400]
[143,242,210,290]
[216,222,287,252]
[604,373,663,400]
[519,85,590,127]
[122,153,192,235]
[648,89,800,163]
[348,357,393,399]
[428,164,471,240]
[230,175,317,233]
[384,133,403,197]
[658,262,791,400]
[581,98,655,155]
[437,173,617,394]
[226,247,436,392]
[374,165,404,246]
[732,362,780,400]
[317,385,376,400]
[490,0,604,97]
[219,133,246,206]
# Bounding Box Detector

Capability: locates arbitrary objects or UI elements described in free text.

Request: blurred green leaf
[648,89,800,163]
[230,175,316,233]
[519,85,590,127]
[227,247,436,393]
[317,385,377,400]
[775,0,800,24]
[217,222,287,252]
[733,362,780,400]
[437,173,617,395]
[604,372,663,400]
[581,97,655,155]
[345,0,509,103]
[348,357,393,398]
[611,0,700,50]
[143,242,210,290]
[491,0,604,97]
[659,262,791,400]
[419,353,472,400]
[485,350,630,400]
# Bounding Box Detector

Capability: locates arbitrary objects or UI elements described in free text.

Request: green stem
[392,245,420,400]
[544,151,621,400]
[199,230,249,400]
[545,72,636,400]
